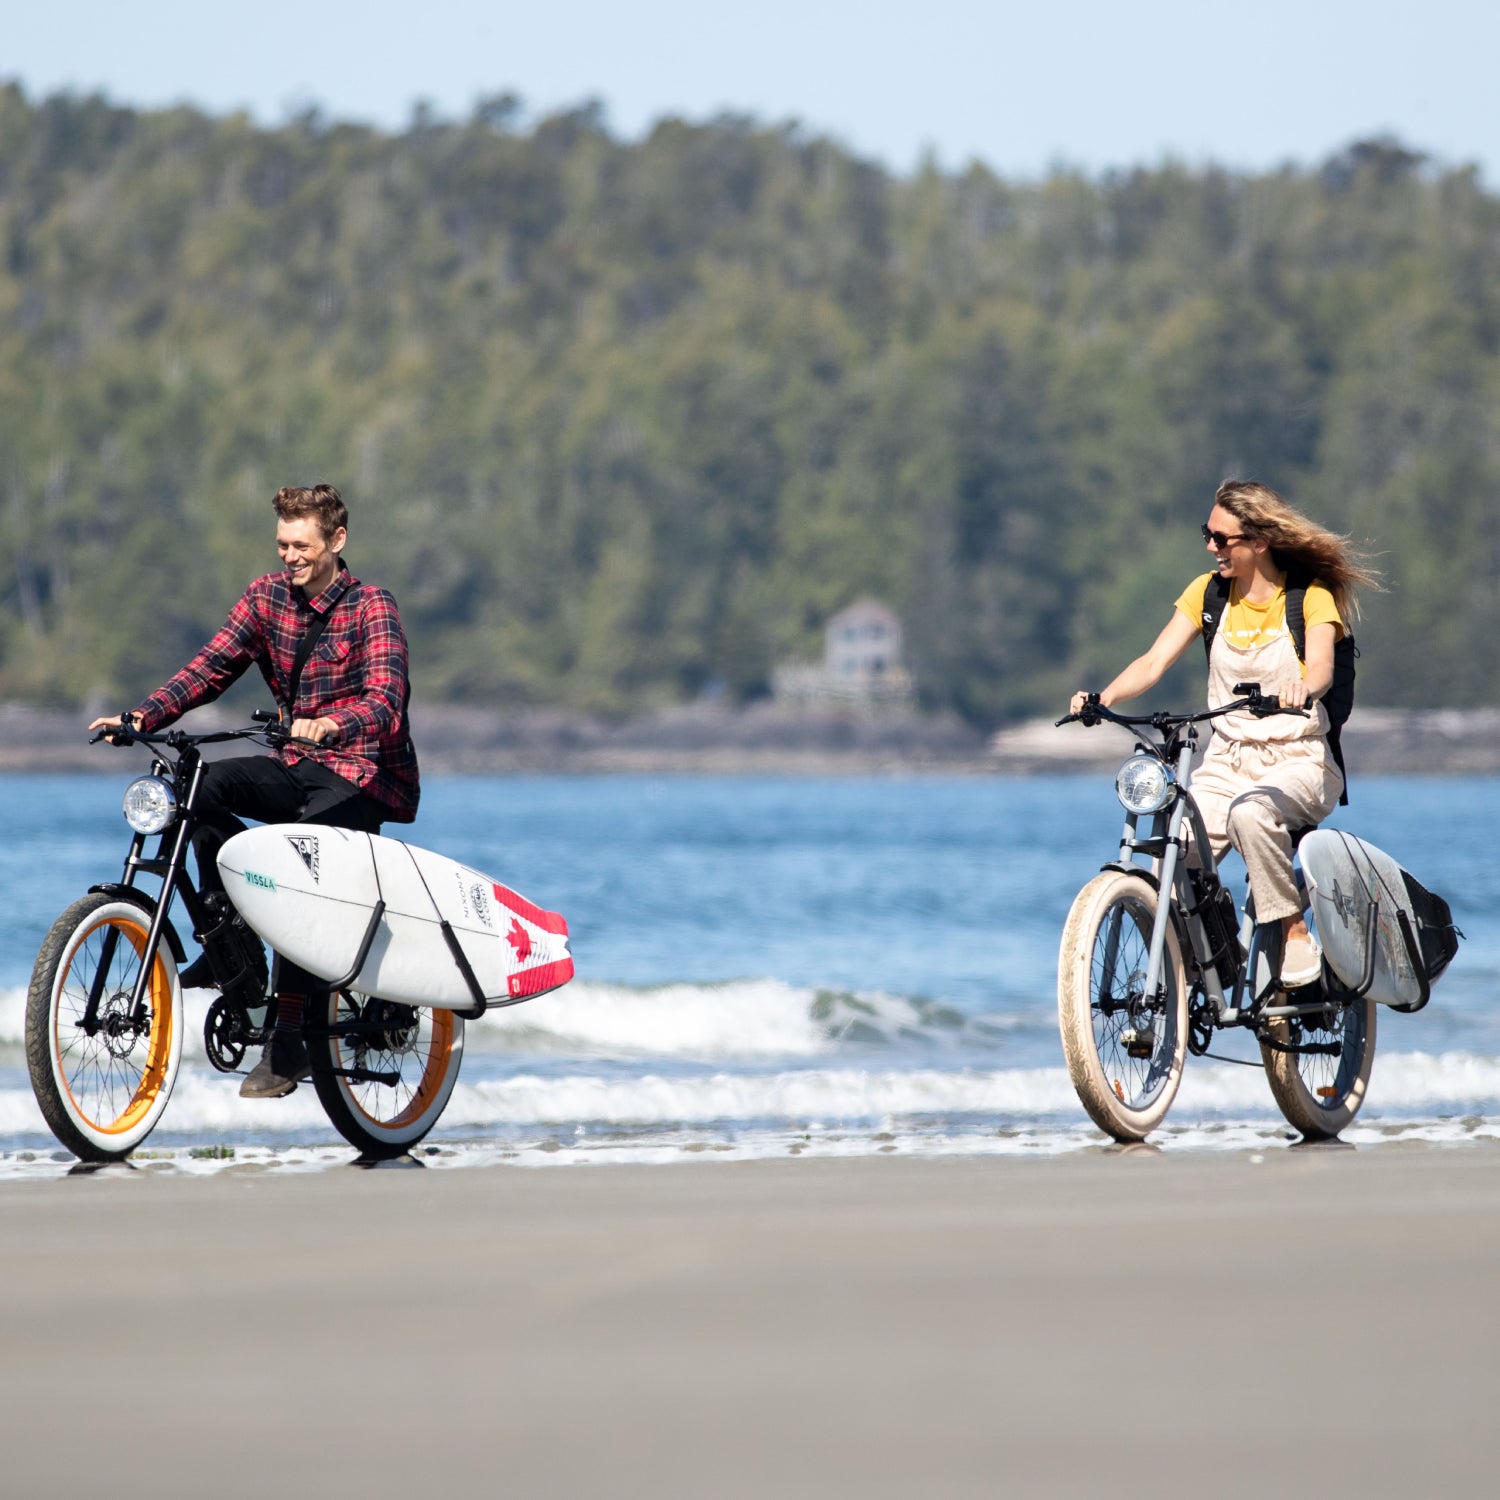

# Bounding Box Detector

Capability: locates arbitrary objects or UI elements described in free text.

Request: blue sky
[5,0,1496,181]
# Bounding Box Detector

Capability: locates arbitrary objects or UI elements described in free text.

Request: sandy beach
[2,1144,1497,1499]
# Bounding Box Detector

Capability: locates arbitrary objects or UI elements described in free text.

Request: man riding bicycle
[90,484,420,1098]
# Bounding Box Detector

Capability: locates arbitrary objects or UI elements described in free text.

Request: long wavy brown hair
[1214,479,1381,620]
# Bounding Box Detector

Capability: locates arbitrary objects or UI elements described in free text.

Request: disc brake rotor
[100,993,141,1060]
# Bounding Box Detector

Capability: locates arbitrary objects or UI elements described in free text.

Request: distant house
[772,599,915,707]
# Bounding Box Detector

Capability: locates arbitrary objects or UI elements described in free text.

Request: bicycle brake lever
[1057,693,1103,728]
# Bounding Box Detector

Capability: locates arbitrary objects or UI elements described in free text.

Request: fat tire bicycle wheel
[1260,995,1376,1140]
[1058,871,1187,1141]
[25,893,183,1161]
[309,989,465,1159]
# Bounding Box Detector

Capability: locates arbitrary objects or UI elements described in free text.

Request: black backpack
[1201,568,1356,805]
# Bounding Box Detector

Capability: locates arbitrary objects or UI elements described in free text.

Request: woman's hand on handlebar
[1230,681,1309,718]
[1276,678,1314,712]
[1059,691,1105,727]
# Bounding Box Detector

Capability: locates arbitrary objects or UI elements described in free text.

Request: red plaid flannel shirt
[132,562,420,821]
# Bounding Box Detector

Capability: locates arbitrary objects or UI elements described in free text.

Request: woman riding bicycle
[1069,479,1377,989]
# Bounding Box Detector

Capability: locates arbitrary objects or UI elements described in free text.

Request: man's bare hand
[88,713,134,744]
[290,716,340,744]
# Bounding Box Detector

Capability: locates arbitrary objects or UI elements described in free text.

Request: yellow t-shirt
[1174,572,1344,662]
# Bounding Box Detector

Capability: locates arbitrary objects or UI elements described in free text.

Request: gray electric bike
[1055,687,1381,1142]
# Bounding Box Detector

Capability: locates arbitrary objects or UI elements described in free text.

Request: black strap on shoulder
[285,585,361,718]
[1202,570,1312,662]
[1200,574,1231,661]
[1282,565,1311,661]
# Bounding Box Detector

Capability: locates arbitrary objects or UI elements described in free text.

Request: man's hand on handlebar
[290,716,340,745]
[87,712,137,745]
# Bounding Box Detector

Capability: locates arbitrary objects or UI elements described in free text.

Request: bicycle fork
[1120,736,1204,1016]
[80,754,207,1037]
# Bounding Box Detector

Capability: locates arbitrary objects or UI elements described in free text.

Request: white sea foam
[0,979,982,1062]
[5,1047,1500,1148]
[5,1114,1500,1181]
[473,978,840,1057]
[468,978,984,1058]
[0,987,24,1048]
[7,969,1500,1174]
[438,1064,1073,1126]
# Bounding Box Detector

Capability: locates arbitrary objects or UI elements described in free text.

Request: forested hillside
[2,85,1497,723]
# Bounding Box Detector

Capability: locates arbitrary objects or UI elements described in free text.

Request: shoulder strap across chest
[1200,572,1307,661]
[286,584,362,715]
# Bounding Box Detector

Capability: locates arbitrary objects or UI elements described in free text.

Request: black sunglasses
[1201,523,1248,548]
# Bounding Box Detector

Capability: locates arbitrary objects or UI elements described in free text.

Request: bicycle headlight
[122,775,178,834]
[1115,755,1175,815]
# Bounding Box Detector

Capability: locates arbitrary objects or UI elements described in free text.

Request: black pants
[193,754,387,994]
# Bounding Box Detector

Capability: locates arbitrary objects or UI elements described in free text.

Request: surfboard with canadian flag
[217,825,574,1009]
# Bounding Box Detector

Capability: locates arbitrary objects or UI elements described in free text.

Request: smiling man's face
[277,515,346,598]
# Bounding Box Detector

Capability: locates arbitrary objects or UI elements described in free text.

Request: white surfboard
[217,825,574,1009]
[1299,829,1430,1007]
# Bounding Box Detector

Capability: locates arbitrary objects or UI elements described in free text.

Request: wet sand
[2,1144,1497,1499]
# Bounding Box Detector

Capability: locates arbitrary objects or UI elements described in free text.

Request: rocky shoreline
[3,699,1498,776]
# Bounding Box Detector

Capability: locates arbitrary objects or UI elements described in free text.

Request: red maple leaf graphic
[506,918,533,962]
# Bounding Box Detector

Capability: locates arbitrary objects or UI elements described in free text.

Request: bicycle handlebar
[90,712,322,752]
[1054,683,1309,732]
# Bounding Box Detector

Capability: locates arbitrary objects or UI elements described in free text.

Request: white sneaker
[1281,934,1323,989]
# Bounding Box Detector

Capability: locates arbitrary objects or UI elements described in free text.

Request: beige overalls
[1188,612,1343,923]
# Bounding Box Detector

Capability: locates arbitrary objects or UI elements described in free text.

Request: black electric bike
[25,713,464,1161]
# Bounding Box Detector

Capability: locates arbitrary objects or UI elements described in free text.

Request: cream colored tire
[1058,871,1187,1141]
[1261,997,1376,1140]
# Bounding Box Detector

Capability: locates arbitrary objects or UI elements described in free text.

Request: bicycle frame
[1107,724,1282,1030]
[1086,689,1371,1046]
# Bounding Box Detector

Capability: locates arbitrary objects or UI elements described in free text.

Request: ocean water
[2,770,1497,1175]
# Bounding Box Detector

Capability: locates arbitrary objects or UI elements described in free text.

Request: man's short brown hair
[273,483,347,541]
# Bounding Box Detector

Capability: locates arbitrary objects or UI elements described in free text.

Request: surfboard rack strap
[1386,910,1432,1014]
[1320,899,1432,1013]
[326,900,387,992]
[440,920,489,1017]
[1322,899,1380,1003]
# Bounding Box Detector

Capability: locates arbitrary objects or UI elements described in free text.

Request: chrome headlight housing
[122,775,178,835]
[1115,755,1175,815]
